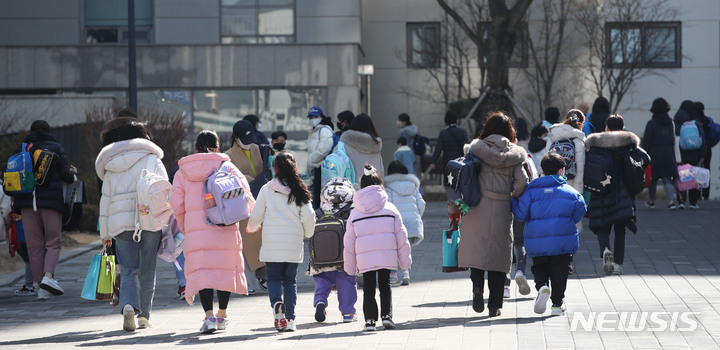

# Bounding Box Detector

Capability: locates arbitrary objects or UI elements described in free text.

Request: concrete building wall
[154,0,220,44]
[0,0,80,46]
[296,0,362,44]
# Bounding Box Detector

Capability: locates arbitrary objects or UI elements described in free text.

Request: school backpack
[622,147,651,197]
[444,150,482,207]
[679,121,702,150]
[158,214,185,270]
[204,162,250,227]
[583,148,615,195]
[707,117,720,147]
[3,143,35,196]
[413,134,430,156]
[27,144,57,186]
[548,137,578,179]
[321,142,356,187]
[309,202,353,267]
[134,156,173,242]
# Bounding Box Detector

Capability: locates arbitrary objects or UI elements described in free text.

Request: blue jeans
[174,252,186,287]
[265,262,298,320]
[115,230,161,319]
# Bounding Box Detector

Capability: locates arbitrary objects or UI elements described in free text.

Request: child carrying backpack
[307,177,358,323]
[170,130,255,334]
[344,165,412,331]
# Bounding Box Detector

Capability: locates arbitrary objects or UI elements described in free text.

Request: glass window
[84,0,153,44]
[606,22,681,68]
[407,23,441,69]
[221,0,295,44]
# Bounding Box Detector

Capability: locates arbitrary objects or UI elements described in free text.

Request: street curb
[0,240,102,288]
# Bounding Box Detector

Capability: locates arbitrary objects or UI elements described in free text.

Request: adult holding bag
[96,121,167,332]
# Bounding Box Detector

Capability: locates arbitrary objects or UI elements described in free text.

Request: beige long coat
[457,135,529,273]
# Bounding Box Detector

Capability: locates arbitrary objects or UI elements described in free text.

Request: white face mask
[257,123,263,131]
[236,138,252,150]
[311,118,322,127]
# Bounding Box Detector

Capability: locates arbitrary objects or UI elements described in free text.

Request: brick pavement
[1,200,719,349]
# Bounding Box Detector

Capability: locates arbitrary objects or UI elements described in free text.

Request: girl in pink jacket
[344,165,412,331]
[170,130,255,334]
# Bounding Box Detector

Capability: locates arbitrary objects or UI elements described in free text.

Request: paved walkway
[1,200,720,349]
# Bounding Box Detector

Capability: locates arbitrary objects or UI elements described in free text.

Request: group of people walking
[2,96,714,334]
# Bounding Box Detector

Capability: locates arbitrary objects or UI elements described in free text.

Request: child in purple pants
[308,177,358,323]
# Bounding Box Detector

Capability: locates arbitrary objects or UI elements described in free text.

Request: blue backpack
[321,142,355,187]
[3,143,35,196]
[548,137,578,179]
[679,121,702,150]
[444,150,482,207]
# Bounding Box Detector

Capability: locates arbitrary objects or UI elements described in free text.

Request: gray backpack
[309,203,353,266]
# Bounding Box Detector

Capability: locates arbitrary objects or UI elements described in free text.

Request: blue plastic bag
[81,252,102,300]
[442,229,463,272]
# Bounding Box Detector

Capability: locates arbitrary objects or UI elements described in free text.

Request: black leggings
[198,289,231,312]
[470,268,506,309]
[362,269,392,321]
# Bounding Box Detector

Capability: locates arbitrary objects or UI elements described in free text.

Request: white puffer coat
[307,125,335,172]
[384,174,425,245]
[247,178,315,263]
[96,139,167,240]
[542,123,586,194]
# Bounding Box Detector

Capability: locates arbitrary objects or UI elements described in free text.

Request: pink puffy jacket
[343,185,412,275]
[170,152,255,304]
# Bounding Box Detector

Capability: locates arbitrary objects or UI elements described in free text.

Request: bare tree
[574,0,679,112]
[523,0,573,121]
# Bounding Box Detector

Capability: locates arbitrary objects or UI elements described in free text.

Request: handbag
[694,166,710,189]
[81,249,103,300]
[97,250,116,301]
[676,164,698,191]
[644,164,652,188]
[442,221,467,273]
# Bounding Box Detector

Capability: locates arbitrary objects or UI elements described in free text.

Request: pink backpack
[203,162,250,226]
[675,164,698,191]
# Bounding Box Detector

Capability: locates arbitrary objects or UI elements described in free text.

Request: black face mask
[336,122,344,130]
[274,142,285,151]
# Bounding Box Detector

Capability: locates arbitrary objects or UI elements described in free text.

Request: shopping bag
[676,164,698,191]
[644,164,652,188]
[442,229,467,273]
[81,252,103,300]
[97,253,116,301]
[694,166,710,189]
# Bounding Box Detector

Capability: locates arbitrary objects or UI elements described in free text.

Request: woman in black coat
[642,98,678,209]
[429,111,469,172]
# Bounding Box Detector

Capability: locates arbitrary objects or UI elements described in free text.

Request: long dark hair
[479,112,515,143]
[117,121,151,141]
[195,130,220,153]
[360,164,383,188]
[350,113,381,144]
[273,151,311,206]
[515,117,530,141]
[591,96,611,131]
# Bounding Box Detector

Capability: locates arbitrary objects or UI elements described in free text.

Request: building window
[606,22,681,68]
[221,0,295,44]
[84,0,154,44]
[407,23,441,68]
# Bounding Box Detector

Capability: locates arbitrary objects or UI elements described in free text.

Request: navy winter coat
[431,125,469,169]
[512,175,586,258]
[13,132,75,213]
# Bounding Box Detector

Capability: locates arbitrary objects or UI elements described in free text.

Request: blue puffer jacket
[512,175,586,258]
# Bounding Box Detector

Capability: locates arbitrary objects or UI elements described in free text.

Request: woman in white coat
[384,161,425,285]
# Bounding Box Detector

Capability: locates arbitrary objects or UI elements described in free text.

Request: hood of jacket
[528,137,547,153]
[395,145,412,153]
[400,124,418,137]
[96,138,163,179]
[340,130,383,154]
[652,113,673,126]
[468,134,527,168]
[266,178,291,195]
[527,175,567,191]
[177,152,230,182]
[353,185,388,213]
[383,174,420,196]
[586,131,641,150]
[548,123,586,142]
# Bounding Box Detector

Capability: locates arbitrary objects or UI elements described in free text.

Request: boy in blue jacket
[512,153,586,316]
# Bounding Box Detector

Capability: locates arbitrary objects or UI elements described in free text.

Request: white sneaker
[123,304,136,332]
[534,286,551,314]
[401,270,410,286]
[40,276,64,295]
[285,319,296,332]
[389,271,400,286]
[515,271,531,296]
[216,316,228,330]
[612,263,623,275]
[551,303,567,316]
[137,317,152,329]
[273,301,287,332]
[603,248,614,275]
[200,317,217,334]
[37,288,50,301]
[503,287,511,298]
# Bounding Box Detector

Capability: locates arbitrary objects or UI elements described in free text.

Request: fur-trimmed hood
[340,130,383,154]
[467,134,527,168]
[100,117,137,143]
[96,138,163,179]
[585,131,641,150]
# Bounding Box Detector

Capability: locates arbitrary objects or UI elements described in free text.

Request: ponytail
[273,151,311,206]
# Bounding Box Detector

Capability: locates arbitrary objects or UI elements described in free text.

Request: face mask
[274,142,285,151]
[397,121,404,128]
[311,118,322,127]
[236,138,252,150]
[256,123,263,131]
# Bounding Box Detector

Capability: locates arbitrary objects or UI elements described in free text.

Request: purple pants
[313,270,357,315]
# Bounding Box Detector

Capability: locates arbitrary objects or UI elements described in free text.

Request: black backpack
[309,203,353,267]
[584,148,615,195]
[413,134,430,156]
[622,147,651,197]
